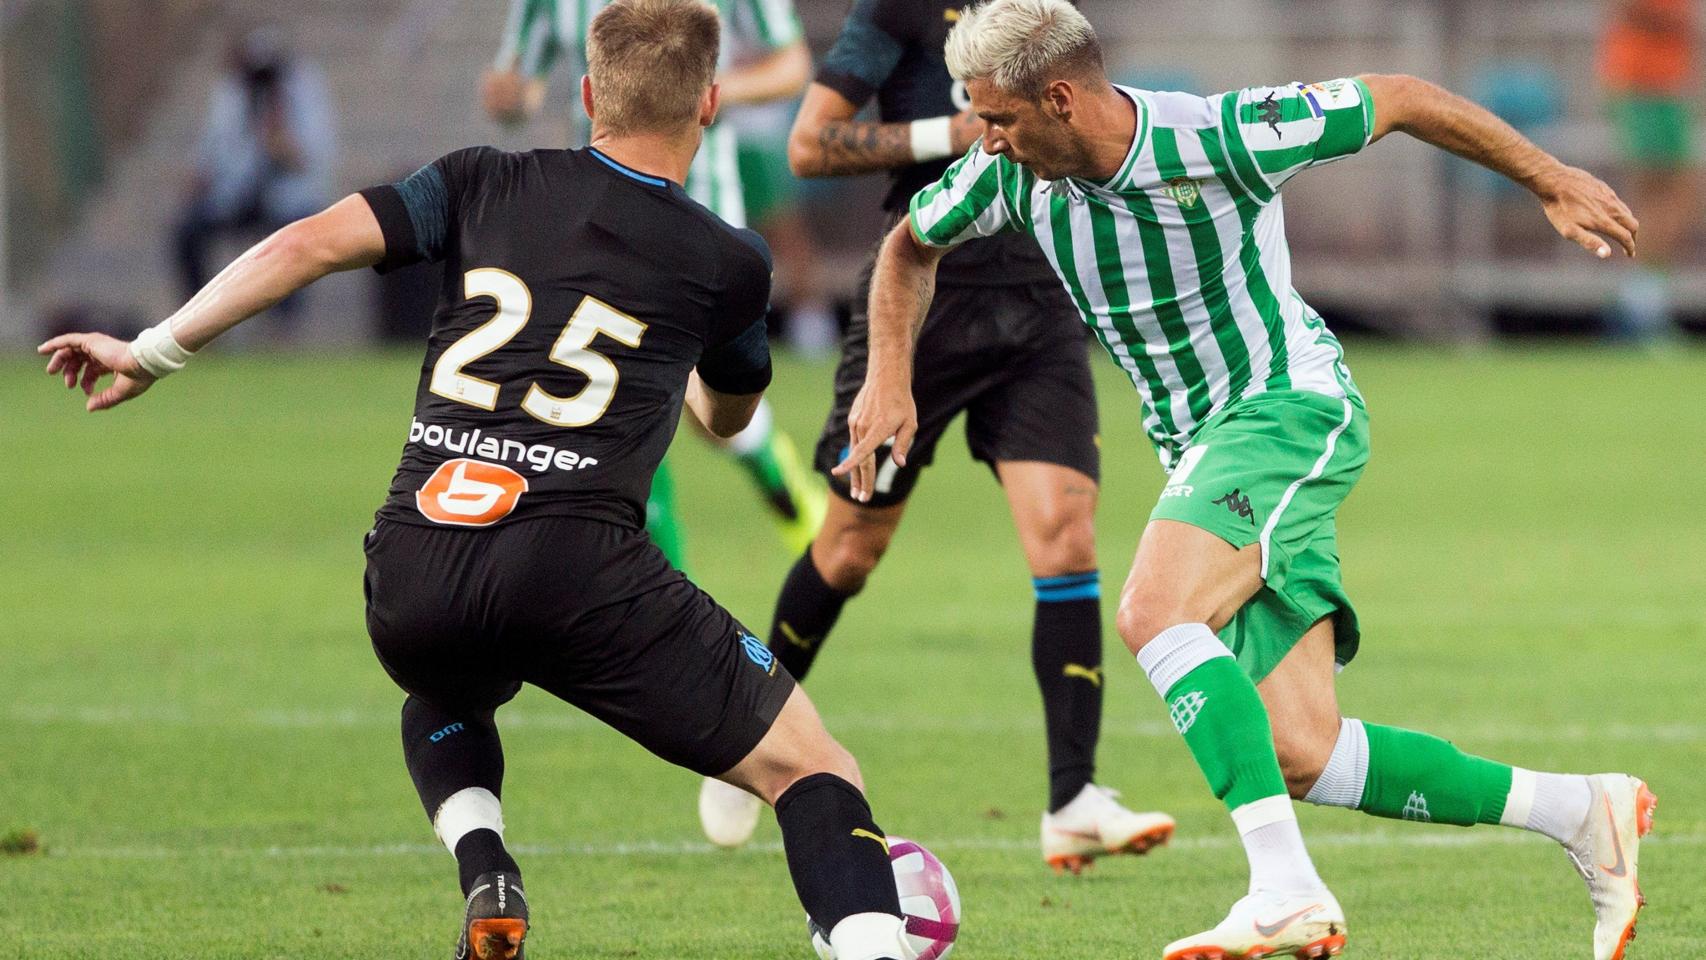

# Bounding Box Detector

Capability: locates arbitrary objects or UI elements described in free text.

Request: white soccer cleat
[1041,784,1175,874]
[698,776,763,848]
[1562,773,1657,960]
[1161,889,1347,960]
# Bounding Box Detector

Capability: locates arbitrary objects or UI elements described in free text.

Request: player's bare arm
[686,371,764,439]
[482,65,547,126]
[1359,73,1639,259]
[787,83,983,178]
[832,220,945,501]
[38,193,386,411]
[716,39,811,106]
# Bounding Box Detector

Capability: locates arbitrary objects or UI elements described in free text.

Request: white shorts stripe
[1258,396,1354,580]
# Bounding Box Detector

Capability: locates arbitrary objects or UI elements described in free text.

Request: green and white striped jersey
[494,0,803,226]
[909,79,1373,468]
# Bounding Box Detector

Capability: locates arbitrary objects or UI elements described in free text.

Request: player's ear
[1045,79,1073,121]
[580,74,596,122]
[699,82,720,129]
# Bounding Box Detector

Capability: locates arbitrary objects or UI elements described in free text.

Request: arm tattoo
[809,119,916,176]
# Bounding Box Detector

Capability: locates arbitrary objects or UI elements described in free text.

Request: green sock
[1360,723,1512,826]
[646,458,688,573]
[1140,624,1288,811]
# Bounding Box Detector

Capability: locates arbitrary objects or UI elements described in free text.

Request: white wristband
[909,116,955,163]
[129,320,194,379]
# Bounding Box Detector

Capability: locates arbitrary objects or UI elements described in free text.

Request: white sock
[1231,795,1326,896]
[1303,718,1369,809]
[433,787,504,854]
[1500,768,1592,844]
[828,912,911,960]
[1135,622,1233,699]
[726,397,775,457]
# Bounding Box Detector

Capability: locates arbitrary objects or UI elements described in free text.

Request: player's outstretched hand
[37,331,157,412]
[833,377,917,503]
[1537,165,1638,261]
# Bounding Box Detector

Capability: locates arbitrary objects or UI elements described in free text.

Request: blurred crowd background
[2,0,1700,350]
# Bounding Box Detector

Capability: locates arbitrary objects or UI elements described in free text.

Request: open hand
[37,331,156,411]
[831,376,917,503]
[1537,165,1638,260]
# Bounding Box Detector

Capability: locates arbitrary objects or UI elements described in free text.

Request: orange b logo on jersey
[415,459,528,527]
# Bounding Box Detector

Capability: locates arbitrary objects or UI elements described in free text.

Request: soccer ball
[809,836,961,960]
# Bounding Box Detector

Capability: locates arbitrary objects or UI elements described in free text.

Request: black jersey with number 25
[359,146,773,531]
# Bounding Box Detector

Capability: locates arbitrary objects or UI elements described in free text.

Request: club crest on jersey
[415,458,528,527]
[1164,177,1202,209]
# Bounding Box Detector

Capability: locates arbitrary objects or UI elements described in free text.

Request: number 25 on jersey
[430,268,648,427]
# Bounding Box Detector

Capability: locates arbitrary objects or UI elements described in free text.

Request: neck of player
[1082,86,1138,183]
[590,127,702,187]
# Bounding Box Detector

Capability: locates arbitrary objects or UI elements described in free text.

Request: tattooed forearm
[803,120,917,177]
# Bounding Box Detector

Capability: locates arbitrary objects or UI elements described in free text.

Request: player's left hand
[833,375,917,503]
[37,331,157,411]
[1536,165,1638,260]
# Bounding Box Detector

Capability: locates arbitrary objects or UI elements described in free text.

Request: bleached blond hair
[944,0,1104,100]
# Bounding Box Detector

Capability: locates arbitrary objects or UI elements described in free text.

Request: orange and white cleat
[455,871,528,960]
[1041,784,1175,874]
[1161,889,1346,960]
[1563,774,1657,960]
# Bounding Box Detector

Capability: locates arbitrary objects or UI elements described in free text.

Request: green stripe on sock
[1360,724,1514,826]
[1164,658,1288,811]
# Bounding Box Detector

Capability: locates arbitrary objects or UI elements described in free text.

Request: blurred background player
[480,0,827,566]
[38,3,918,958]
[171,23,335,341]
[845,1,1655,957]
[1598,0,1699,340]
[696,0,1177,868]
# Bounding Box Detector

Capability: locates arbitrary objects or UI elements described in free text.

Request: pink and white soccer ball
[810,836,961,960]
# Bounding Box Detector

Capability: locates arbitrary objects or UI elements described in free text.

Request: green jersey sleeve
[907,144,1033,248]
[495,0,563,79]
[728,0,803,51]
[1217,78,1375,200]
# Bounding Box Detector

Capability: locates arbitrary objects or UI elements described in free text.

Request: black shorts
[815,266,1100,508]
[362,516,795,777]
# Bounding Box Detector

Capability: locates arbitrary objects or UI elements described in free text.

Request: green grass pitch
[3,344,1703,958]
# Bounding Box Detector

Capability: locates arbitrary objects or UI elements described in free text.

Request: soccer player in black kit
[695,0,1177,871]
[38,3,916,959]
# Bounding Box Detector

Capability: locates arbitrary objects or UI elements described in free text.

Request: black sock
[1031,573,1104,813]
[454,829,521,896]
[768,549,854,681]
[774,773,902,934]
[401,696,517,895]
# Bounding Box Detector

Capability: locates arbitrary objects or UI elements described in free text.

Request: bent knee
[1273,727,1337,800]
[812,528,891,594]
[1026,510,1098,578]
[1114,589,1197,655]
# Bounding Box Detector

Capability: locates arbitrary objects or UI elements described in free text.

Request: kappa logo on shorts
[1212,489,1255,523]
[738,632,778,676]
[415,458,528,527]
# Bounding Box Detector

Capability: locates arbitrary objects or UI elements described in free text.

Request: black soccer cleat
[454,871,528,960]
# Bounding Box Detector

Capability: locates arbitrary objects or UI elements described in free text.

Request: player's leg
[1266,621,1656,960]
[770,496,906,680]
[719,687,912,960]
[714,397,828,555]
[997,460,1177,871]
[533,532,909,960]
[364,521,530,960]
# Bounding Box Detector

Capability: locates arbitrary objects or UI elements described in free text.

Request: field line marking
[48,830,1706,861]
[10,703,1706,745]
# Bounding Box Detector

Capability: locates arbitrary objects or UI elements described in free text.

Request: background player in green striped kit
[482,0,825,568]
[839,1,1655,958]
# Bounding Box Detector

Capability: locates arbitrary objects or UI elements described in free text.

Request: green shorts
[736,137,798,226]
[1150,390,1370,683]
[1609,94,1696,169]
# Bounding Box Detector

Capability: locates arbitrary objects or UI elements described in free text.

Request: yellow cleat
[769,431,827,555]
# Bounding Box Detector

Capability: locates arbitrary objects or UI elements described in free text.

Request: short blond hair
[586,0,720,135]
[944,0,1103,100]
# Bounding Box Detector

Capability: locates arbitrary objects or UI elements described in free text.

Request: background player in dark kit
[696,0,1175,870]
[37,3,916,959]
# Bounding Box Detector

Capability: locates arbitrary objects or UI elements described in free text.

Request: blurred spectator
[1598,0,1699,339]
[171,25,335,338]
